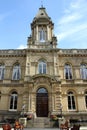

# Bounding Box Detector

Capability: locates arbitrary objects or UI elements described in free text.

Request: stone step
[33,117,50,128]
[33,122,44,128]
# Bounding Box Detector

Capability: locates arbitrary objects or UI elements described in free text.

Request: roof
[33,7,51,21]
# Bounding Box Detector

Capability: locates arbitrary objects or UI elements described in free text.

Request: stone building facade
[0,7,87,123]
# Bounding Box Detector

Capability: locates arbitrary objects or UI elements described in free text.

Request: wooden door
[36,88,48,117]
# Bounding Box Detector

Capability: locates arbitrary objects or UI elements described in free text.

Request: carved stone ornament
[33,76,51,86]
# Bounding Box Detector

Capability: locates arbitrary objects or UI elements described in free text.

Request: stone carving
[33,76,51,86]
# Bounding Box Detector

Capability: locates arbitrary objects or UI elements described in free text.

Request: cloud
[56,0,87,48]
[57,23,87,41]
[17,44,27,49]
[0,14,6,21]
[0,13,11,22]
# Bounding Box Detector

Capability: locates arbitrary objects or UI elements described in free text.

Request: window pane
[37,88,48,93]
[39,63,42,73]
[39,29,46,42]
[0,65,5,80]
[85,92,87,108]
[65,64,72,79]
[43,64,46,74]
[10,92,18,110]
[68,96,71,109]
[12,65,21,80]
[68,92,76,110]
[10,96,13,109]
[72,96,76,109]
[80,64,87,79]
[14,96,17,109]
[38,61,46,74]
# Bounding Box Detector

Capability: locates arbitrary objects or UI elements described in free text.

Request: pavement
[19,127,60,130]
[23,126,87,130]
[0,128,60,130]
[22,127,87,130]
[0,126,87,130]
[24,128,60,130]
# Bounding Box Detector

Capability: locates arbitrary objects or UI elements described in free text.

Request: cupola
[27,7,57,49]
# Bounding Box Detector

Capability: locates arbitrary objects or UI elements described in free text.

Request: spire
[33,6,51,21]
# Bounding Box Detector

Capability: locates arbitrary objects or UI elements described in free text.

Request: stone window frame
[12,63,21,80]
[80,63,87,80]
[38,26,47,42]
[85,91,87,108]
[67,91,76,110]
[9,91,18,111]
[38,59,47,74]
[64,63,72,80]
[0,63,5,80]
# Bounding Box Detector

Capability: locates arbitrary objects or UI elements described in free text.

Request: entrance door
[36,88,48,117]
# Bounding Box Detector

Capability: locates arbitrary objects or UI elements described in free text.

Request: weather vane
[41,0,43,7]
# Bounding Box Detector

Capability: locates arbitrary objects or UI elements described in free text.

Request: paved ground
[1,126,87,130]
[24,128,59,129]
[23,126,87,130]
[0,127,87,130]
[0,127,63,130]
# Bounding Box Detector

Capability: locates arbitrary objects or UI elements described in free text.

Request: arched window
[85,91,87,108]
[0,64,5,80]
[38,60,46,74]
[64,64,72,79]
[12,64,21,80]
[67,91,76,110]
[80,64,87,79]
[37,88,48,93]
[10,91,18,110]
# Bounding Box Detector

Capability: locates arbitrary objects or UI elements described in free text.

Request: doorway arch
[36,87,48,117]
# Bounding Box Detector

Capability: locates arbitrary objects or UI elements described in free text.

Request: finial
[41,0,43,8]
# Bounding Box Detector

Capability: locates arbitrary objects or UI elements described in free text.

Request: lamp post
[22,104,26,117]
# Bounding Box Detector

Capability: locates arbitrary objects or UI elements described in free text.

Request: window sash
[65,65,72,79]
[80,65,87,79]
[85,95,87,108]
[0,66,5,80]
[10,94,17,110]
[38,62,46,74]
[68,94,76,110]
[39,30,46,42]
[12,65,21,80]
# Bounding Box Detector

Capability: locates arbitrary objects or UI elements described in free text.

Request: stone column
[28,93,31,111]
[47,25,49,40]
[36,26,38,41]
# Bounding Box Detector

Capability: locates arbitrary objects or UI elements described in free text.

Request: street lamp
[21,104,26,117]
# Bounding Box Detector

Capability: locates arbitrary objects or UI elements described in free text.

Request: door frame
[36,87,48,117]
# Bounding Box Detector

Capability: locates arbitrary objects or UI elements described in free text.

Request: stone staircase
[33,117,50,128]
[27,117,50,128]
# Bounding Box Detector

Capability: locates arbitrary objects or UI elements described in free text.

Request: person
[14,120,24,130]
[14,120,20,130]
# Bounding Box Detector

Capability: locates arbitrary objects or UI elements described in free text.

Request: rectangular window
[39,30,46,42]
[43,64,46,74]
[10,96,13,109]
[85,96,87,108]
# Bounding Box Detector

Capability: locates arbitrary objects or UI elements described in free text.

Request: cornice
[0,49,26,57]
[0,48,87,57]
[26,48,58,53]
[58,49,87,57]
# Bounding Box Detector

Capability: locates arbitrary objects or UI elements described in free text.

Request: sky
[0,0,87,49]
